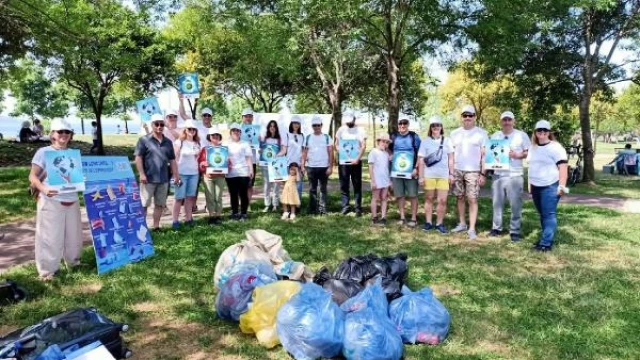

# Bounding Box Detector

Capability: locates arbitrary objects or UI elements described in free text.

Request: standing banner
[485,139,510,170]
[241,124,261,148]
[268,156,288,182]
[82,156,154,274]
[135,97,162,122]
[338,139,359,165]
[178,72,200,99]
[260,143,280,166]
[206,146,229,174]
[45,149,85,193]
[391,151,414,178]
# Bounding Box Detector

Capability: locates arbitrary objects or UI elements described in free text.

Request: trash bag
[313,266,363,305]
[215,262,277,321]
[341,277,404,360]
[276,283,344,360]
[333,253,408,301]
[389,286,451,345]
[239,281,302,348]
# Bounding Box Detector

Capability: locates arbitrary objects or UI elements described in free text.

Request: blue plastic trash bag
[215,262,277,321]
[389,286,450,345]
[341,277,403,360]
[35,345,65,360]
[276,283,344,360]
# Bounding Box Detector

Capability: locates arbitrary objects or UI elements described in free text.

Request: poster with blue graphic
[268,156,288,182]
[44,149,85,193]
[259,143,280,166]
[135,97,162,122]
[338,139,359,165]
[391,151,414,178]
[206,146,229,174]
[178,72,200,99]
[82,156,154,274]
[241,124,261,148]
[485,139,510,170]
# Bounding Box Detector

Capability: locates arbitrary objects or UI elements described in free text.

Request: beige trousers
[35,197,83,276]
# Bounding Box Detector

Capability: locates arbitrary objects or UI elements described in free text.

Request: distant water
[0,117,143,137]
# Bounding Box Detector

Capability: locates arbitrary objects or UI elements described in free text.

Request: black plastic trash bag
[313,267,363,305]
[389,286,451,345]
[333,253,408,301]
[276,283,344,360]
[341,277,404,360]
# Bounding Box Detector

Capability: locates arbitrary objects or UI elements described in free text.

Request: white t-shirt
[226,141,253,178]
[284,132,304,166]
[418,136,454,179]
[198,123,212,147]
[367,148,391,188]
[31,146,80,202]
[304,133,333,168]
[175,139,200,175]
[490,129,531,177]
[336,125,367,143]
[527,141,568,187]
[450,126,488,171]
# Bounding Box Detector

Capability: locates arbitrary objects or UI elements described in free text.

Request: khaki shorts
[141,183,169,207]
[424,178,449,191]
[453,170,480,199]
[392,178,419,198]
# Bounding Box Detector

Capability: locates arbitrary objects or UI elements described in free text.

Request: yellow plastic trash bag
[239,281,302,348]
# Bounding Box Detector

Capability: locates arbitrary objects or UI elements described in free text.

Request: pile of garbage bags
[213,231,451,359]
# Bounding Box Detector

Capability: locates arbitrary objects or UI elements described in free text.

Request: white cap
[500,111,515,120]
[344,111,355,122]
[398,114,410,122]
[51,119,73,132]
[230,123,242,131]
[241,108,254,116]
[181,119,197,129]
[311,116,323,125]
[201,107,213,116]
[208,125,222,136]
[150,113,164,123]
[290,115,302,123]
[535,120,551,130]
[429,116,442,125]
[166,109,178,117]
[461,105,476,115]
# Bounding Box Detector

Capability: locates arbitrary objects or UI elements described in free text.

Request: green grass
[1,197,640,359]
[0,167,33,224]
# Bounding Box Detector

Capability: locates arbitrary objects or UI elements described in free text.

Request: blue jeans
[531,181,560,247]
[297,180,303,203]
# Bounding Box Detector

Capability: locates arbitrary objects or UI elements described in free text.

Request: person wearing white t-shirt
[301,116,334,215]
[335,111,367,216]
[368,133,392,226]
[418,116,454,234]
[449,105,488,240]
[225,123,254,221]
[171,120,201,228]
[259,120,286,212]
[283,116,305,200]
[488,111,531,241]
[527,120,568,252]
[241,108,259,201]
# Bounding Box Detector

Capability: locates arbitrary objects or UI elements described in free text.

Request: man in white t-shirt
[449,105,488,240]
[301,116,334,215]
[489,111,531,241]
[241,108,259,201]
[335,111,367,216]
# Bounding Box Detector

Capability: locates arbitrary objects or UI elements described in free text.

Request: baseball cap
[182,119,197,129]
[166,109,178,117]
[208,125,222,136]
[500,111,515,120]
[201,108,213,116]
[290,115,301,123]
[50,119,73,132]
[376,133,391,142]
[344,111,355,122]
[429,116,442,125]
[535,120,551,130]
[150,114,164,123]
[241,108,254,116]
[230,123,242,131]
[311,116,323,125]
[461,105,476,115]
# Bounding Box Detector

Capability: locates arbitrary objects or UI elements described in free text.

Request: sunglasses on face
[167,115,177,119]
[398,122,409,126]
[153,122,165,128]
[312,124,321,127]
[55,130,72,135]
[187,128,197,132]
[502,118,514,122]
[202,114,212,118]
[535,128,550,133]
[231,129,241,133]
[462,114,475,118]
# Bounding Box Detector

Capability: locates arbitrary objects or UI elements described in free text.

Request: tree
[471,0,640,183]
[613,84,640,134]
[33,0,176,154]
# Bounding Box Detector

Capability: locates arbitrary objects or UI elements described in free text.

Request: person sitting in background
[19,121,41,143]
[609,143,638,175]
[32,119,45,137]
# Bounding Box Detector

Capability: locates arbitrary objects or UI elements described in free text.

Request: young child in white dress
[367,134,392,226]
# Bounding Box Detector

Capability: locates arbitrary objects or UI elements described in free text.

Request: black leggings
[226,177,250,215]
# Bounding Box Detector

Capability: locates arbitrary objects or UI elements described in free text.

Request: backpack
[304,133,330,147]
[390,131,420,166]
[0,280,26,306]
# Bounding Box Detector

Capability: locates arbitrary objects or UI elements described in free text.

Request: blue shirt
[391,132,421,153]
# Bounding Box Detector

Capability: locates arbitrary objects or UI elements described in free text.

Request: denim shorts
[174,174,199,200]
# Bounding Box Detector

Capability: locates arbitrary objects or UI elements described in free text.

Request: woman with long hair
[527,120,568,252]
[260,120,286,212]
[172,120,201,228]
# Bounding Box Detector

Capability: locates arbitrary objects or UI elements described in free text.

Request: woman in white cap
[284,116,304,200]
[28,119,83,281]
[171,120,201,228]
[198,126,227,224]
[527,120,568,252]
[226,123,254,221]
[418,116,455,234]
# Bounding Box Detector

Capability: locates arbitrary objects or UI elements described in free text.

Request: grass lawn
[1,195,640,359]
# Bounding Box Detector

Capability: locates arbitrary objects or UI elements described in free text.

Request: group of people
[18,119,49,143]
[29,103,569,281]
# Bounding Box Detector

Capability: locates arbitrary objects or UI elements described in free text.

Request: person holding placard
[335,111,367,217]
[389,116,421,228]
[449,105,488,240]
[418,116,454,234]
[198,126,227,225]
[488,111,531,241]
[241,108,259,202]
[260,120,286,212]
[226,123,254,221]
[29,119,83,281]
[171,120,201,228]
[283,116,304,201]
[301,116,334,215]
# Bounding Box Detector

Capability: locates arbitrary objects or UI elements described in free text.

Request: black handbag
[424,137,444,167]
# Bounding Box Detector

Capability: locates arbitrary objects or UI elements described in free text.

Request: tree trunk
[124,120,129,134]
[371,112,376,144]
[386,55,401,134]
[95,92,106,156]
[578,94,595,183]
[80,117,85,135]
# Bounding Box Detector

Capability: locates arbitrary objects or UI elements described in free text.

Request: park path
[1,184,639,274]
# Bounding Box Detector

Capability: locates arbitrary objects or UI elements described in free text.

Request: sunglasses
[501,118,514,122]
[202,114,212,118]
[312,124,321,127]
[398,122,409,126]
[167,115,177,119]
[462,114,475,118]
[231,129,241,132]
[55,130,72,135]
[535,128,550,133]
[153,122,165,127]
[187,128,197,132]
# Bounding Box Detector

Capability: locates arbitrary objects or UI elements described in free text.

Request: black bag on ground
[0,280,26,306]
[313,267,364,305]
[0,308,132,360]
[332,253,409,301]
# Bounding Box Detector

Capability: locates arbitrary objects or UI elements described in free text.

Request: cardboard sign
[338,139,359,165]
[135,97,162,122]
[260,143,280,166]
[391,151,414,178]
[206,146,229,174]
[241,124,261,148]
[178,72,200,99]
[268,156,288,182]
[485,139,510,170]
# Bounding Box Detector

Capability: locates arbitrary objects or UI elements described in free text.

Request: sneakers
[533,244,552,252]
[172,221,180,229]
[230,213,240,221]
[355,210,363,217]
[435,224,448,234]
[239,214,248,222]
[510,233,521,242]
[397,218,406,226]
[488,229,502,237]
[340,206,351,215]
[262,206,273,213]
[281,212,290,220]
[422,223,434,231]
[377,218,387,226]
[289,213,296,220]
[451,223,468,233]
[371,216,379,226]
[467,229,477,240]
